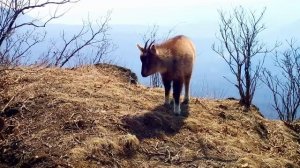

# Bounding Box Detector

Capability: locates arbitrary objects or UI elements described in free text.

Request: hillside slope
[0,65,299,168]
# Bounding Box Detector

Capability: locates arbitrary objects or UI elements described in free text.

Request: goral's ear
[137,44,144,52]
[150,45,157,55]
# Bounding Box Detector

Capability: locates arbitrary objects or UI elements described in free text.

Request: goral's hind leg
[183,75,191,104]
[173,79,183,115]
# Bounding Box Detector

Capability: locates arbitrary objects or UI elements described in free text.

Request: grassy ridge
[0,65,299,168]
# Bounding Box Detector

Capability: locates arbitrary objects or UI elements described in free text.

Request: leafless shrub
[212,6,276,110]
[40,12,115,67]
[261,40,300,122]
[0,0,76,67]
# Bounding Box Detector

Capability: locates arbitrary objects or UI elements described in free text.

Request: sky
[29,0,300,27]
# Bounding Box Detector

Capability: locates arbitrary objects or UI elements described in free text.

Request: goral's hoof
[174,112,181,116]
[174,109,181,116]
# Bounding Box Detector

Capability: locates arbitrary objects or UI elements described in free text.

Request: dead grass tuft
[69,147,88,159]
[85,137,121,154]
[118,134,140,157]
[184,118,201,132]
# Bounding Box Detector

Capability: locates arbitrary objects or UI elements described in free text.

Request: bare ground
[0,64,299,168]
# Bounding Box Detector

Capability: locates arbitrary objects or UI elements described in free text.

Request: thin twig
[1,95,15,112]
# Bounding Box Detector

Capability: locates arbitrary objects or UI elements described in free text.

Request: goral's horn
[144,39,150,50]
[148,40,155,50]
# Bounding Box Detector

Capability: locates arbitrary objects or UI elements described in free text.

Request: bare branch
[0,0,78,67]
[43,12,115,67]
[261,40,300,122]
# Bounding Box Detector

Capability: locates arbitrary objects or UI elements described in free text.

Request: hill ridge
[0,65,299,168]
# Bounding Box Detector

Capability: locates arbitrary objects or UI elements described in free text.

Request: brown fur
[137,35,196,115]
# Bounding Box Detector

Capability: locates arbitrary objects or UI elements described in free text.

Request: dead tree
[212,7,274,110]
[0,0,76,67]
[262,40,300,122]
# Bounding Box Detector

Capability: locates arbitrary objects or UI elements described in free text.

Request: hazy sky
[29,0,300,27]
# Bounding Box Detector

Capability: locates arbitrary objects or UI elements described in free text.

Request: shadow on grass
[121,102,190,140]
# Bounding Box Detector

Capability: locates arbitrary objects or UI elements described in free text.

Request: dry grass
[0,64,299,168]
